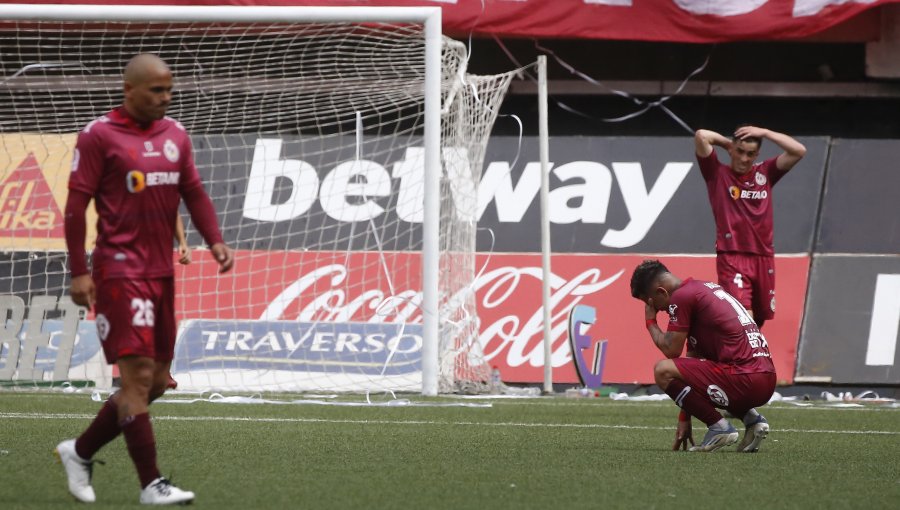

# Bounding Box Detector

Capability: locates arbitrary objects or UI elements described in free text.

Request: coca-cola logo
[254,259,624,370]
[476,265,622,368]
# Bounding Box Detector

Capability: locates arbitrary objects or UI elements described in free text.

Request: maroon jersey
[69,107,211,279]
[666,278,775,374]
[697,151,787,256]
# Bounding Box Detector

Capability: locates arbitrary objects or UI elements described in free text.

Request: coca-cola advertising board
[175,251,807,384]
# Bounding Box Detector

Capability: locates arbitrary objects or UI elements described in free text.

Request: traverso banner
[173,320,423,375]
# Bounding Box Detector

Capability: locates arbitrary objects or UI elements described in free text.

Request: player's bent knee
[653,359,679,387]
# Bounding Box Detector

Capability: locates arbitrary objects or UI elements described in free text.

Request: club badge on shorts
[707,384,730,407]
[96,314,110,341]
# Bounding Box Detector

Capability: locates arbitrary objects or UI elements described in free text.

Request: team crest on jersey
[164,139,179,163]
[96,314,110,341]
[668,304,678,321]
[707,385,729,407]
[755,172,767,186]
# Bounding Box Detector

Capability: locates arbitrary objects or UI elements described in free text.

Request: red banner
[174,251,807,384]
[1,0,894,42]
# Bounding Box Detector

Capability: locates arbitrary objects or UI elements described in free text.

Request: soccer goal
[0,4,518,395]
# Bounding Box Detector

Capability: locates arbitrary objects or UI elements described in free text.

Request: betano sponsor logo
[242,138,693,248]
[125,170,179,193]
[173,320,423,375]
[729,185,768,201]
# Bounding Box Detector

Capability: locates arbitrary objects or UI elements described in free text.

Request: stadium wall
[795,139,900,385]
[1,136,897,387]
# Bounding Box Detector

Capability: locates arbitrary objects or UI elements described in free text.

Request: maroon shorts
[716,252,776,321]
[673,357,776,416]
[94,278,176,364]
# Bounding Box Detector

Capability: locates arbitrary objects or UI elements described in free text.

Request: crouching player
[630,260,774,453]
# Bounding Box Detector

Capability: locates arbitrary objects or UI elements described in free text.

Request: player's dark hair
[733,123,763,149]
[630,259,669,299]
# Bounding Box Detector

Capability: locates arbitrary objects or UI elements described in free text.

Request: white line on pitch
[1,412,898,435]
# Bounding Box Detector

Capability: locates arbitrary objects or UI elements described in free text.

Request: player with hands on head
[58,53,233,505]
[693,125,806,330]
[631,259,775,453]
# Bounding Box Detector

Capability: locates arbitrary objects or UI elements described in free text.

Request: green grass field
[1,391,898,509]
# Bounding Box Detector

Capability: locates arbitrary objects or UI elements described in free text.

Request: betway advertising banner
[174,251,807,384]
[0,134,827,255]
[11,0,897,43]
[194,135,827,255]
[798,255,900,385]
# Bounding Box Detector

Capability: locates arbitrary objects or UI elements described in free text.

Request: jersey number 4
[131,298,156,327]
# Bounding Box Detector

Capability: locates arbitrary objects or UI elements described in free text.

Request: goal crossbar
[0,3,444,396]
[0,4,440,24]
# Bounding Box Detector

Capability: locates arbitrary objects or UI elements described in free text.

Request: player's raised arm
[735,125,807,172]
[694,129,731,158]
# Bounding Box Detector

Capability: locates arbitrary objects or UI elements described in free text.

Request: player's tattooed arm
[651,330,688,359]
[645,302,688,358]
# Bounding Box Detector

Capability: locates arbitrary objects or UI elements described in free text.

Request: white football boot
[55,439,97,503]
[689,422,739,452]
[139,477,195,505]
[737,414,770,453]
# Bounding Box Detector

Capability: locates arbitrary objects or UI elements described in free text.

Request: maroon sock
[121,413,161,488]
[664,379,723,426]
[75,399,121,459]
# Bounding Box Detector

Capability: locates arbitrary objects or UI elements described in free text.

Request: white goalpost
[0,4,518,395]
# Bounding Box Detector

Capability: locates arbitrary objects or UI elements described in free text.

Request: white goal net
[0,6,516,394]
